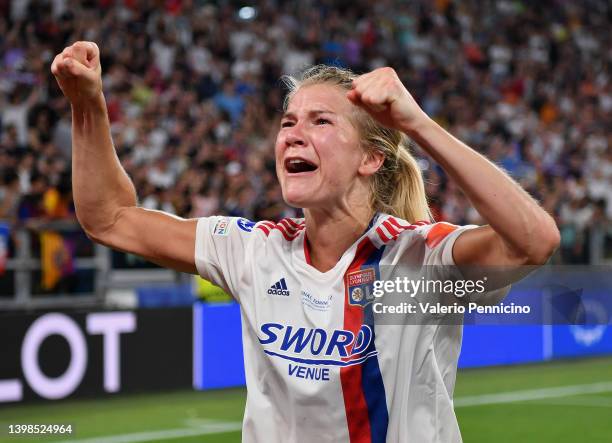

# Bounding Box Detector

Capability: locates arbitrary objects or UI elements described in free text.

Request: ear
[358,149,385,177]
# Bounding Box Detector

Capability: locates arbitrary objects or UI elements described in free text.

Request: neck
[304,203,375,273]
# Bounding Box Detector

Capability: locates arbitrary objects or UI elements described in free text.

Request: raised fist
[347,67,428,133]
[51,41,103,107]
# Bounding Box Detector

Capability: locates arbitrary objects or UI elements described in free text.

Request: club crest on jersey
[347,267,376,306]
[213,218,230,236]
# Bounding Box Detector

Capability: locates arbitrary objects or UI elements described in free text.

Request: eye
[281,120,294,128]
[315,118,331,125]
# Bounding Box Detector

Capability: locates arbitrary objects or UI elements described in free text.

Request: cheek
[274,139,284,171]
[274,135,284,157]
[320,132,362,173]
[336,127,355,145]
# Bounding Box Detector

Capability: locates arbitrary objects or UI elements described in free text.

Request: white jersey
[195,214,507,443]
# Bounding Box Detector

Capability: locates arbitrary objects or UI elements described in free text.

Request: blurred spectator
[0,0,610,266]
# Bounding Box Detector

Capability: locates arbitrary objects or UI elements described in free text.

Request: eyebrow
[281,109,337,119]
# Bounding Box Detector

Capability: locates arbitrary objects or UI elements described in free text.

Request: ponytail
[360,118,432,223]
[372,139,431,222]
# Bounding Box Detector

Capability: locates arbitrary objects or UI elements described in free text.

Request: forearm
[405,117,559,262]
[71,92,137,237]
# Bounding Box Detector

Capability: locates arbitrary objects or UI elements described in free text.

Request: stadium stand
[0,0,610,300]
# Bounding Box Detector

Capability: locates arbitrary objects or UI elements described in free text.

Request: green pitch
[1,357,611,443]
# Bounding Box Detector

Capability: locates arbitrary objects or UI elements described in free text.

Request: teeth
[286,158,316,173]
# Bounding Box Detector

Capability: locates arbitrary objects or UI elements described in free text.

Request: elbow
[80,222,111,246]
[83,228,110,247]
[76,210,118,247]
[524,220,560,265]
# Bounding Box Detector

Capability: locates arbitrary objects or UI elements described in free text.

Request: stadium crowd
[1,0,610,265]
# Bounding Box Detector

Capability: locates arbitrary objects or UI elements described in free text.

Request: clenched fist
[347,67,428,133]
[51,41,103,107]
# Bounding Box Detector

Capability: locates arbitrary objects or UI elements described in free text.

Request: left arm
[348,67,560,267]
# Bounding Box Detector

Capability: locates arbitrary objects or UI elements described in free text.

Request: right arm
[52,41,197,274]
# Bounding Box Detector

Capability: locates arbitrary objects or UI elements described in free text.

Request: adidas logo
[267,278,290,296]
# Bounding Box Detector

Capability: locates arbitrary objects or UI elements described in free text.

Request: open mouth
[285,158,318,174]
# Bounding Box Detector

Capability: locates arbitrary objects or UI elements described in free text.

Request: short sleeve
[416,222,511,305]
[194,216,255,298]
[417,222,475,266]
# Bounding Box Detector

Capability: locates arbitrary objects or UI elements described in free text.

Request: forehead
[285,83,353,116]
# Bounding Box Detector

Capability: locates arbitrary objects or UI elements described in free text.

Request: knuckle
[76,41,89,52]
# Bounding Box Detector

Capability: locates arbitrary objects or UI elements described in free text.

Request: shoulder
[371,214,470,257]
[197,216,305,242]
[414,221,465,248]
[361,214,422,256]
[370,214,453,246]
[252,217,305,241]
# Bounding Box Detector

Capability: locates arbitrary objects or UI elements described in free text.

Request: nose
[285,123,306,147]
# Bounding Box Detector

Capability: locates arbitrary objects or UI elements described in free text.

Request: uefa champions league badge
[237,218,256,232]
[347,267,376,306]
[236,218,255,232]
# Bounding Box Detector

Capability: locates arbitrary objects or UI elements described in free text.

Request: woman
[52,42,559,442]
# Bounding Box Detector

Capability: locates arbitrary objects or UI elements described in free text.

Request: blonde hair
[282,65,432,223]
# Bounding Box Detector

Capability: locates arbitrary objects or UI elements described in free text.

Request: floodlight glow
[238,6,256,20]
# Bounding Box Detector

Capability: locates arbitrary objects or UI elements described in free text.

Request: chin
[282,187,315,209]
[283,193,309,209]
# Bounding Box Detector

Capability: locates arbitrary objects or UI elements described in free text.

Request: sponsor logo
[258,323,376,367]
[347,267,376,306]
[288,364,330,381]
[268,278,290,296]
[237,218,256,232]
[213,218,230,236]
[301,290,332,312]
[0,312,136,403]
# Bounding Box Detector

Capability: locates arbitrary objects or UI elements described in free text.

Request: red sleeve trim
[425,222,459,248]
